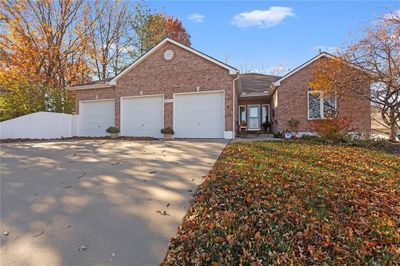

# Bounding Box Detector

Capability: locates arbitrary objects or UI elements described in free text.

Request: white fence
[0,112,79,139]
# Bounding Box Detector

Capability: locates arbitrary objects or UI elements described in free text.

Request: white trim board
[67,84,114,91]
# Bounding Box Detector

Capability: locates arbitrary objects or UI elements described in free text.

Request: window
[308,91,336,119]
[262,104,270,123]
[239,105,246,124]
[308,92,322,119]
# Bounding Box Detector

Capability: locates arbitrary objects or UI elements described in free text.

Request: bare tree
[90,0,132,80]
[238,64,289,76]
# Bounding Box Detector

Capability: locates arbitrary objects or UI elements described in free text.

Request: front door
[248,105,260,130]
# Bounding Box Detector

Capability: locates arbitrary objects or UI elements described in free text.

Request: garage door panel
[174,92,224,138]
[81,100,115,137]
[121,96,163,138]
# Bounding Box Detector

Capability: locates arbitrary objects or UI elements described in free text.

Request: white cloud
[188,13,205,23]
[231,6,294,28]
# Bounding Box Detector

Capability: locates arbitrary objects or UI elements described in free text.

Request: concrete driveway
[0,139,228,265]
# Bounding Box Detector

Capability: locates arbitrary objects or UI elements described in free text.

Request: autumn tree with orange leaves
[132,11,191,56]
[0,0,191,121]
[0,0,94,119]
[309,10,400,141]
[0,0,93,88]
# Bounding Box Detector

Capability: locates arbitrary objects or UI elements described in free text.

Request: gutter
[232,74,240,139]
[67,83,115,91]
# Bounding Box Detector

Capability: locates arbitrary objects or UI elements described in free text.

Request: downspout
[232,73,240,139]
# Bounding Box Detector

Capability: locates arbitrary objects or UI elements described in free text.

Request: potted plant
[161,127,174,140]
[239,120,247,131]
[263,121,272,133]
[106,126,120,139]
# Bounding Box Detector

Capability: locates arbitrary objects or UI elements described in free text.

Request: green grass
[162,141,400,265]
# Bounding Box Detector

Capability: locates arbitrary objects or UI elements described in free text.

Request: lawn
[162,141,400,265]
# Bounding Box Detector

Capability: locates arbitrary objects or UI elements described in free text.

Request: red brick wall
[274,58,371,133]
[75,42,236,131]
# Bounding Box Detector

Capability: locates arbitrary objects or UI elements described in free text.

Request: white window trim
[307,91,337,120]
[261,104,271,123]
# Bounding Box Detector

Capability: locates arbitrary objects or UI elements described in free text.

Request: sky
[144,0,399,74]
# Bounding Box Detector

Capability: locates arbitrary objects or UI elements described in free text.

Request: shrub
[312,117,352,142]
[106,126,120,134]
[161,127,174,135]
[273,131,283,138]
[343,136,390,150]
[299,134,322,142]
[263,121,271,132]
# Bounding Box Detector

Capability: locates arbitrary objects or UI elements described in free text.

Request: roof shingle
[238,73,281,95]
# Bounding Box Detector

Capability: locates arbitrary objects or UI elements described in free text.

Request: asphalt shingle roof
[238,73,281,95]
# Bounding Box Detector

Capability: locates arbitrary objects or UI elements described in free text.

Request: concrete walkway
[0,140,227,265]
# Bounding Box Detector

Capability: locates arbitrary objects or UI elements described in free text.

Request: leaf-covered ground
[162,141,400,265]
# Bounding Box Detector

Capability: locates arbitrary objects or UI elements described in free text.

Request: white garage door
[174,92,224,138]
[80,100,115,136]
[121,95,163,138]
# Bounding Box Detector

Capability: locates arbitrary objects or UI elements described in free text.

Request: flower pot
[164,133,172,140]
[110,133,119,139]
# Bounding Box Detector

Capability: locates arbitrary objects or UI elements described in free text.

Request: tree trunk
[389,123,398,142]
[388,109,399,142]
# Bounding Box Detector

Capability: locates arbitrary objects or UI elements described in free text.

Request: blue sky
[145,1,399,74]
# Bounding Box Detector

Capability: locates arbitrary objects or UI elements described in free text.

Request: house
[69,38,371,139]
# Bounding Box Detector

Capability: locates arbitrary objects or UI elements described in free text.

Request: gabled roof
[110,38,238,85]
[68,38,239,91]
[238,73,280,96]
[273,52,336,86]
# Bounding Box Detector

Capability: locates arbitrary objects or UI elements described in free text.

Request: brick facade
[74,42,371,138]
[74,42,236,133]
[273,58,371,133]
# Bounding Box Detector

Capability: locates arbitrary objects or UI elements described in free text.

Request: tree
[0,0,93,88]
[130,2,191,56]
[0,0,192,120]
[309,10,400,141]
[0,0,94,117]
[129,0,152,57]
[90,0,132,80]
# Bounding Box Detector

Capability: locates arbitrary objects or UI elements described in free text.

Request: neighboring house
[69,37,371,139]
